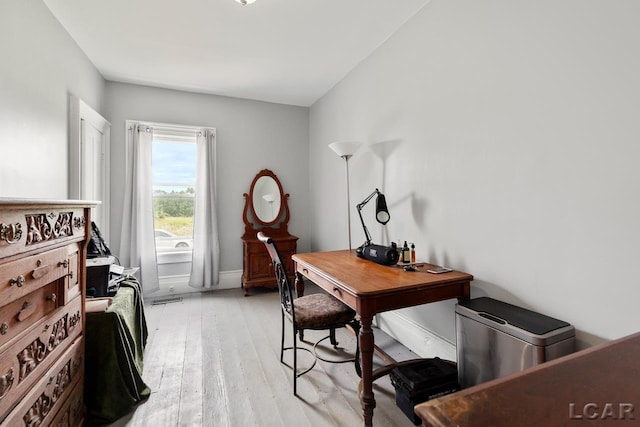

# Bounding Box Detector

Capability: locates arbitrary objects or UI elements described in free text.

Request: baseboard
[150,269,243,298]
[376,311,456,361]
[218,269,243,289]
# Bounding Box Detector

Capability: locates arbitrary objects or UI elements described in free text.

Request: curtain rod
[126,120,215,135]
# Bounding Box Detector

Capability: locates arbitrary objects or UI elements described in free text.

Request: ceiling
[43,0,428,107]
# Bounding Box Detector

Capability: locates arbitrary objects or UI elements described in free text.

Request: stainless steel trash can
[456,297,575,388]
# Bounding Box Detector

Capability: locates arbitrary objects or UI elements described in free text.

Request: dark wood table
[415,331,640,426]
[292,250,473,427]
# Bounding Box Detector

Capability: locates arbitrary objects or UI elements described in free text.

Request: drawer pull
[0,368,15,398]
[10,275,25,287]
[0,323,8,335]
[58,259,69,268]
[0,222,22,245]
[47,293,57,303]
[18,301,35,322]
[32,263,51,280]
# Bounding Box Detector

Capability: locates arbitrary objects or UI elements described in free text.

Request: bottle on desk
[402,241,411,263]
[410,243,416,264]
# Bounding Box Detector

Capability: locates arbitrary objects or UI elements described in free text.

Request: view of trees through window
[152,138,197,253]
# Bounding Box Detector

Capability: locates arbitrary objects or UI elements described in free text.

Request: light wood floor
[110,285,418,427]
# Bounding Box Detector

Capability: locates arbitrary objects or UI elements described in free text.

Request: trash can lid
[457,297,572,336]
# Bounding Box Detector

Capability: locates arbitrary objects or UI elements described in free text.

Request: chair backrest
[257,232,295,319]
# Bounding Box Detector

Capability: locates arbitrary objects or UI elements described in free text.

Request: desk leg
[359,315,375,427]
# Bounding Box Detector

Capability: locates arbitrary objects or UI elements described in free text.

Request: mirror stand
[241,169,298,296]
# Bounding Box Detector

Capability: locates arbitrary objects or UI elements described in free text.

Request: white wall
[0,0,105,198]
[310,0,640,349]
[105,82,310,273]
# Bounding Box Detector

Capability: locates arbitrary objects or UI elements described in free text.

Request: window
[152,134,197,254]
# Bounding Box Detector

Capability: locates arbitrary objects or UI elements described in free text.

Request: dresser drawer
[0,208,86,260]
[0,247,69,308]
[0,297,82,419]
[50,380,84,427]
[0,337,84,427]
[0,280,62,350]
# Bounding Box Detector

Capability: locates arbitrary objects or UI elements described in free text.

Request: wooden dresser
[0,199,94,427]
[242,231,297,296]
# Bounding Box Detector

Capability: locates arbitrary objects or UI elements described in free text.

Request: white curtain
[189,129,220,289]
[120,124,160,294]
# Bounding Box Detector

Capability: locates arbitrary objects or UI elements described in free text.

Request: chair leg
[280,311,285,364]
[293,324,298,395]
[330,327,338,347]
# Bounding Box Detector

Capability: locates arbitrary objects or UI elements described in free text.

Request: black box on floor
[390,357,460,425]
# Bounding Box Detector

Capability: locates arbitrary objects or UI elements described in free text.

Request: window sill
[157,251,192,265]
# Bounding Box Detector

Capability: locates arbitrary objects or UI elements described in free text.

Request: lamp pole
[328,141,362,252]
[343,154,353,251]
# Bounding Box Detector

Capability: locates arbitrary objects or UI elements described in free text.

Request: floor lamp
[329,141,362,251]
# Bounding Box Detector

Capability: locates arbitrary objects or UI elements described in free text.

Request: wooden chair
[257,232,361,395]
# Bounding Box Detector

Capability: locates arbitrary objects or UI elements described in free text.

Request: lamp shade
[375,193,390,225]
[329,141,362,158]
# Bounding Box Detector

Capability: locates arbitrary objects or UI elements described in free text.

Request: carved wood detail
[25,212,74,245]
[18,314,69,383]
[22,359,73,427]
[0,368,14,400]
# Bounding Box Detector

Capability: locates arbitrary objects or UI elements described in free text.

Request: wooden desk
[292,250,473,427]
[414,332,640,427]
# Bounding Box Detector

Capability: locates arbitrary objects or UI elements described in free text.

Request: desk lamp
[355,189,399,265]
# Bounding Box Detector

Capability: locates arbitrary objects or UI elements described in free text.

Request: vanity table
[241,169,297,296]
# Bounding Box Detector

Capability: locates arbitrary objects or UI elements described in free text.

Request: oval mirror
[251,174,282,225]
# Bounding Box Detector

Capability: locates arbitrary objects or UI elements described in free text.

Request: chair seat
[293,293,355,330]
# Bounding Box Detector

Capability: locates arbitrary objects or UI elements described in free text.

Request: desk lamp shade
[375,194,390,225]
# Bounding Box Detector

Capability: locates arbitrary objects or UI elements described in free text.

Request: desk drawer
[0,337,84,427]
[0,280,62,350]
[0,297,82,419]
[297,265,357,309]
[0,247,69,308]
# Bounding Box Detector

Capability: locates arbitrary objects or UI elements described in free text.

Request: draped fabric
[119,125,160,294]
[189,129,220,289]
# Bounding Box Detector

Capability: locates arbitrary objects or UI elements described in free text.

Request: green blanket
[85,277,150,425]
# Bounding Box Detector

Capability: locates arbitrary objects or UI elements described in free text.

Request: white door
[69,95,111,243]
[81,119,106,229]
